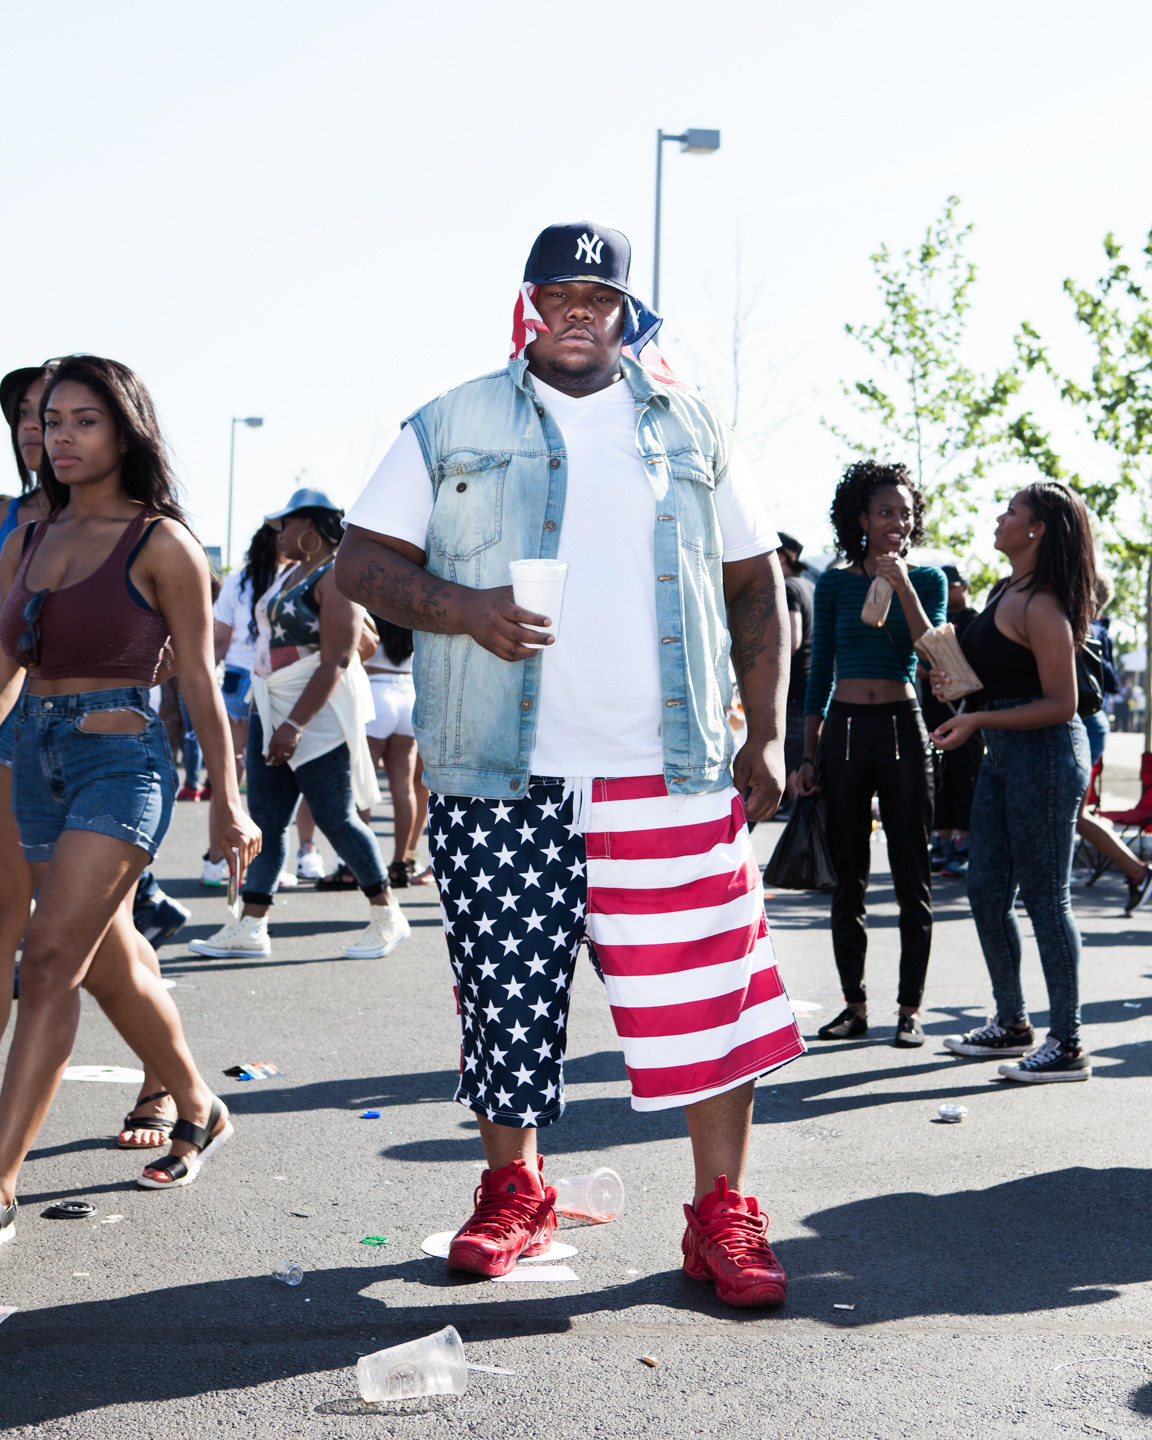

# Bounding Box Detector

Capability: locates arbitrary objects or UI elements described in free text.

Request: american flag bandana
[509,283,677,383]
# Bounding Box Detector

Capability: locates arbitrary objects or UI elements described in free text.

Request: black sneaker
[930,839,952,875]
[134,895,191,946]
[894,1013,925,1047]
[1125,865,1152,915]
[998,1035,1091,1083]
[816,1006,868,1040]
[943,1018,1034,1057]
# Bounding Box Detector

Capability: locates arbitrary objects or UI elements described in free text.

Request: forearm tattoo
[728,580,779,680]
[354,556,454,633]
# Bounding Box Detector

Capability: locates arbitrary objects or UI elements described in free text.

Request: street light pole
[652,127,721,311]
[227,415,264,570]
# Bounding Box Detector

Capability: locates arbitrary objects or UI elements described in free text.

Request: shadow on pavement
[2,1167,1149,1426]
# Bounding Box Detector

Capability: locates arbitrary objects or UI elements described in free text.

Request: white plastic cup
[509,559,568,647]
[273,1260,304,1286]
[356,1324,467,1403]
[937,1104,968,1124]
[552,1167,624,1223]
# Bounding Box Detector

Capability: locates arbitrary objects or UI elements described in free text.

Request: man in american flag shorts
[337,221,805,1307]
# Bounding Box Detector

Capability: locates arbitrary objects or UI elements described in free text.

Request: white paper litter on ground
[63,1066,145,1084]
[492,1265,579,1284]
[788,999,824,1013]
[0,1308,17,1325]
[421,1231,577,1263]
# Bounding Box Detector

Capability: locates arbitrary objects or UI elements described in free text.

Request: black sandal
[387,861,410,889]
[316,862,359,890]
[137,1097,233,1190]
[118,1090,175,1149]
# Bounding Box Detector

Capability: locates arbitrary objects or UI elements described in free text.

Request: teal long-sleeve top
[803,563,948,717]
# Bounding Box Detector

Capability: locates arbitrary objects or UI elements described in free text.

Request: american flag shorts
[429,775,805,1128]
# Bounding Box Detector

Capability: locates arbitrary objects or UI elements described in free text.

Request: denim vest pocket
[429,450,510,559]
[670,454,723,560]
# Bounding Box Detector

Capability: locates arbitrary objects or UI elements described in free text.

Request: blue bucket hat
[264,486,344,531]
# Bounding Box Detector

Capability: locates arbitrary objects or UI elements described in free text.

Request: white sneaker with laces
[296,843,326,880]
[188,915,271,959]
[343,899,411,959]
[201,855,230,887]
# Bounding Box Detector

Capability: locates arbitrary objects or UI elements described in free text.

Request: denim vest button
[549,457,561,469]
[543,520,556,532]
[520,698,533,711]
[510,779,520,790]
[456,482,467,492]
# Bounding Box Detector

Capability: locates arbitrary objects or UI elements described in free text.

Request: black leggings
[819,700,934,1007]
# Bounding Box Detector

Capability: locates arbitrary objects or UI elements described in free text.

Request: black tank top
[960,588,1042,701]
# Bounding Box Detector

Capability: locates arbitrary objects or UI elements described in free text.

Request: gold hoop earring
[300,531,321,558]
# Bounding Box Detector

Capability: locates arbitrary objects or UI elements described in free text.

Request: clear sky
[4,0,1151,575]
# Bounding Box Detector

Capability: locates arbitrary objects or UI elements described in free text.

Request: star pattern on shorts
[429,785,589,1126]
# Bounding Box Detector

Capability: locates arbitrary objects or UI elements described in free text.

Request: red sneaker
[447,1156,557,1278]
[176,785,201,802]
[682,1174,787,1308]
[199,782,213,802]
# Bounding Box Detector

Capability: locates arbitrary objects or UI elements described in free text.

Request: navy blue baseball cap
[523,222,640,299]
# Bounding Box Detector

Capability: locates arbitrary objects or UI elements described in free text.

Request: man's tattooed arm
[724,551,789,730]
[335,525,557,662]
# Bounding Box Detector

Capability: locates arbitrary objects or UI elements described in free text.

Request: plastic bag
[763,796,839,891]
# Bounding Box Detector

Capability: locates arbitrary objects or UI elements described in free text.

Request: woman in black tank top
[928,483,1095,1084]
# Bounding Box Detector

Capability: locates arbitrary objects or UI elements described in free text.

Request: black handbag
[1076,636,1104,719]
[763,796,839,892]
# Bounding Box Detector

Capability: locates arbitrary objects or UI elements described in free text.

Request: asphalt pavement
[1,784,1150,1439]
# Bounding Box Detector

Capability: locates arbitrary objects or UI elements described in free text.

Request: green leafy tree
[1016,230,1152,747]
[827,197,1021,568]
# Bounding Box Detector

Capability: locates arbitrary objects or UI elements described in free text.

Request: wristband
[284,718,304,736]
[800,756,815,767]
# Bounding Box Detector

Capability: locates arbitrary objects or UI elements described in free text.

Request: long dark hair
[830,458,926,560]
[241,523,281,640]
[39,355,188,523]
[372,616,414,667]
[3,360,58,494]
[1017,481,1097,647]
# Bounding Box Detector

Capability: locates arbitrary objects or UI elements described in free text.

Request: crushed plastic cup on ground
[273,1260,304,1285]
[553,1168,624,1222]
[509,559,567,647]
[223,1062,283,1080]
[357,1324,467,1403]
[936,1104,968,1123]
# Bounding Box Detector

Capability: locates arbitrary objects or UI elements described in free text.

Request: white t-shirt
[345,375,778,778]
[213,568,257,673]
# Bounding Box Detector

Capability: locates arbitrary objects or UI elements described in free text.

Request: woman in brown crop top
[0,356,261,1243]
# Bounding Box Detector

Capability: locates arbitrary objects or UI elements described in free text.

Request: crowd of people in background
[0,312,1148,1272]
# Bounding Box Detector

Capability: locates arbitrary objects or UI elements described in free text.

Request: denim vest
[404,356,737,799]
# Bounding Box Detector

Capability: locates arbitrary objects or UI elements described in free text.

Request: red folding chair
[1099,751,1152,853]
[1075,756,1110,883]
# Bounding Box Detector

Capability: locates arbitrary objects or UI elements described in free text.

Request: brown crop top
[0,511,171,683]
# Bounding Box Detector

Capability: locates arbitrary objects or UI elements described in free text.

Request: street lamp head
[679,128,720,154]
[242,417,264,427]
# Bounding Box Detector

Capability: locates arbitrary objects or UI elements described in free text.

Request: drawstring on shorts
[562,776,594,835]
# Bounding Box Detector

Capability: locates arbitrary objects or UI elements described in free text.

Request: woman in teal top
[796,461,946,1046]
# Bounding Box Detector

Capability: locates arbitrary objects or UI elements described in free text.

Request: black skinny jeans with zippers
[818,699,935,1007]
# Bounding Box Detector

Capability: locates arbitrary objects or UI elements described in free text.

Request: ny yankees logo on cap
[574,232,604,266]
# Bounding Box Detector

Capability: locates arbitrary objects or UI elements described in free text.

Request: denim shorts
[221,665,252,722]
[0,704,17,769]
[12,687,179,862]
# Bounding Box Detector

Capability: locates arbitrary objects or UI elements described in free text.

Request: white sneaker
[277,870,299,890]
[296,843,326,880]
[343,900,411,959]
[188,915,271,959]
[201,855,230,887]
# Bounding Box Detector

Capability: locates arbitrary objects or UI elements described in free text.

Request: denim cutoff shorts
[0,704,17,769]
[12,687,179,861]
[221,665,252,722]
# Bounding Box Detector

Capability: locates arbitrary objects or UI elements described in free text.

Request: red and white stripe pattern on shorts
[584,775,806,1110]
